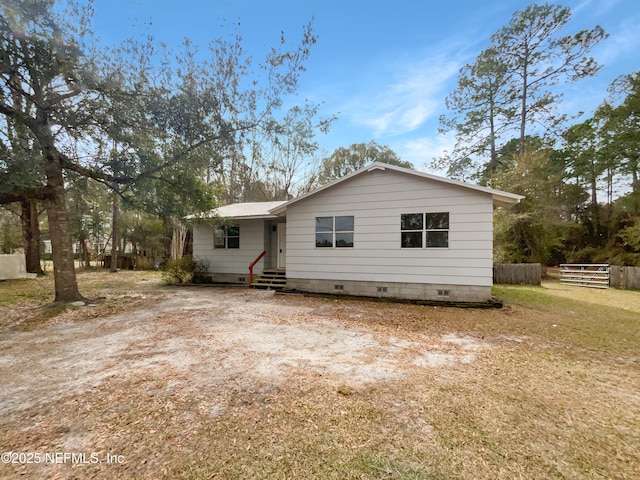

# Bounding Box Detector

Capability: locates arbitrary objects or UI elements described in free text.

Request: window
[315,216,354,248]
[426,212,449,248]
[401,213,423,248]
[214,225,240,249]
[335,216,354,247]
[401,212,449,248]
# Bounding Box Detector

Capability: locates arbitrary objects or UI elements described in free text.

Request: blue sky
[91,0,640,173]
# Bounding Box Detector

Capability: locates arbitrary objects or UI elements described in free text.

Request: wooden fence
[493,263,541,285]
[103,254,157,270]
[609,266,640,290]
[494,263,640,289]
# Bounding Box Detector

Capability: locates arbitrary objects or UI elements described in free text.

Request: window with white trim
[315,216,354,248]
[214,225,240,249]
[401,212,449,248]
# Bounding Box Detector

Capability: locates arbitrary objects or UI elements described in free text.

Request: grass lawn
[0,272,638,479]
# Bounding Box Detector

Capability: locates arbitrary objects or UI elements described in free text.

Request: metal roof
[192,201,287,220]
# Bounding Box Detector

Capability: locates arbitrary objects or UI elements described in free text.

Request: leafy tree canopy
[318,141,412,185]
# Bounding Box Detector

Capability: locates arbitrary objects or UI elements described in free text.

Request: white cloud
[594,16,640,65]
[574,0,623,16]
[398,132,458,175]
[343,56,461,137]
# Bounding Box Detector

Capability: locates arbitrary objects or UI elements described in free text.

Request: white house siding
[285,169,494,301]
[192,219,267,283]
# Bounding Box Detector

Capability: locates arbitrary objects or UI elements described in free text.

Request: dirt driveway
[0,286,499,478]
[1,287,487,420]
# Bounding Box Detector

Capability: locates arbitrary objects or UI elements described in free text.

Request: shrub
[161,256,211,284]
[161,256,196,284]
[192,257,212,284]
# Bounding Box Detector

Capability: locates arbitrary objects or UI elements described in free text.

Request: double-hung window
[315,216,354,248]
[401,213,423,248]
[401,213,449,248]
[214,225,240,249]
[425,212,449,247]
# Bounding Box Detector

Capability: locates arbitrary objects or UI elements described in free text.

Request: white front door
[277,223,286,269]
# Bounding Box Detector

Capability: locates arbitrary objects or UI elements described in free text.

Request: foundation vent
[334,284,344,291]
[437,289,450,297]
[377,286,388,293]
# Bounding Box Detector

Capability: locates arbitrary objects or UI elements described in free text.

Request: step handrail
[248,250,267,285]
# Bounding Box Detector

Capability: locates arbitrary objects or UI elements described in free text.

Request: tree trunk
[44,157,82,302]
[489,112,497,170]
[519,49,529,155]
[591,177,600,243]
[110,192,119,272]
[82,238,91,268]
[631,156,640,193]
[20,199,44,275]
[171,217,186,260]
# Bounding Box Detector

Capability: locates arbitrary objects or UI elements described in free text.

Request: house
[191,162,523,302]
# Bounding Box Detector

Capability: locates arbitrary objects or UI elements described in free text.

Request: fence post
[609,266,620,289]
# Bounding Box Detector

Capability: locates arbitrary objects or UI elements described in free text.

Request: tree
[318,141,412,184]
[437,47,515,180]
[437,3,607,180]
[491,147,569,264]
[0,206,23,253]
[556,71,640,260]
[250,103,334,201]
[492,3,607,154]
[598,72,640,192]
[0,0,98,301]
[128,160,217,260]
[561,119,607,240]
[0,0,327,301]
[65,174,111,268]
[0,36,46,273]
[215,102,334,203]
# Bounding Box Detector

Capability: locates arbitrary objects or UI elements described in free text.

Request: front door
[277,223,286,270]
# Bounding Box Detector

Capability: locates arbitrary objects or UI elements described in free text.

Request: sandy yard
[1,277,638,480]
[1,287,492,416]
[0,286,494,478]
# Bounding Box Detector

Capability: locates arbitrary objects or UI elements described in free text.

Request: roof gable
[269,162,523,214]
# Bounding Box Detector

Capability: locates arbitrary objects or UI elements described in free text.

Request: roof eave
[188,213,281,221]
[233,214,281,220]
[492,193,524,208]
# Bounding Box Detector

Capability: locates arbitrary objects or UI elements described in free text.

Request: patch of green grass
[493,283,640,360]
[0,276,54,305]
[492,284,556,306]
[0,270,163,307]
[424,351,640,480]
[0,270,165,330]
